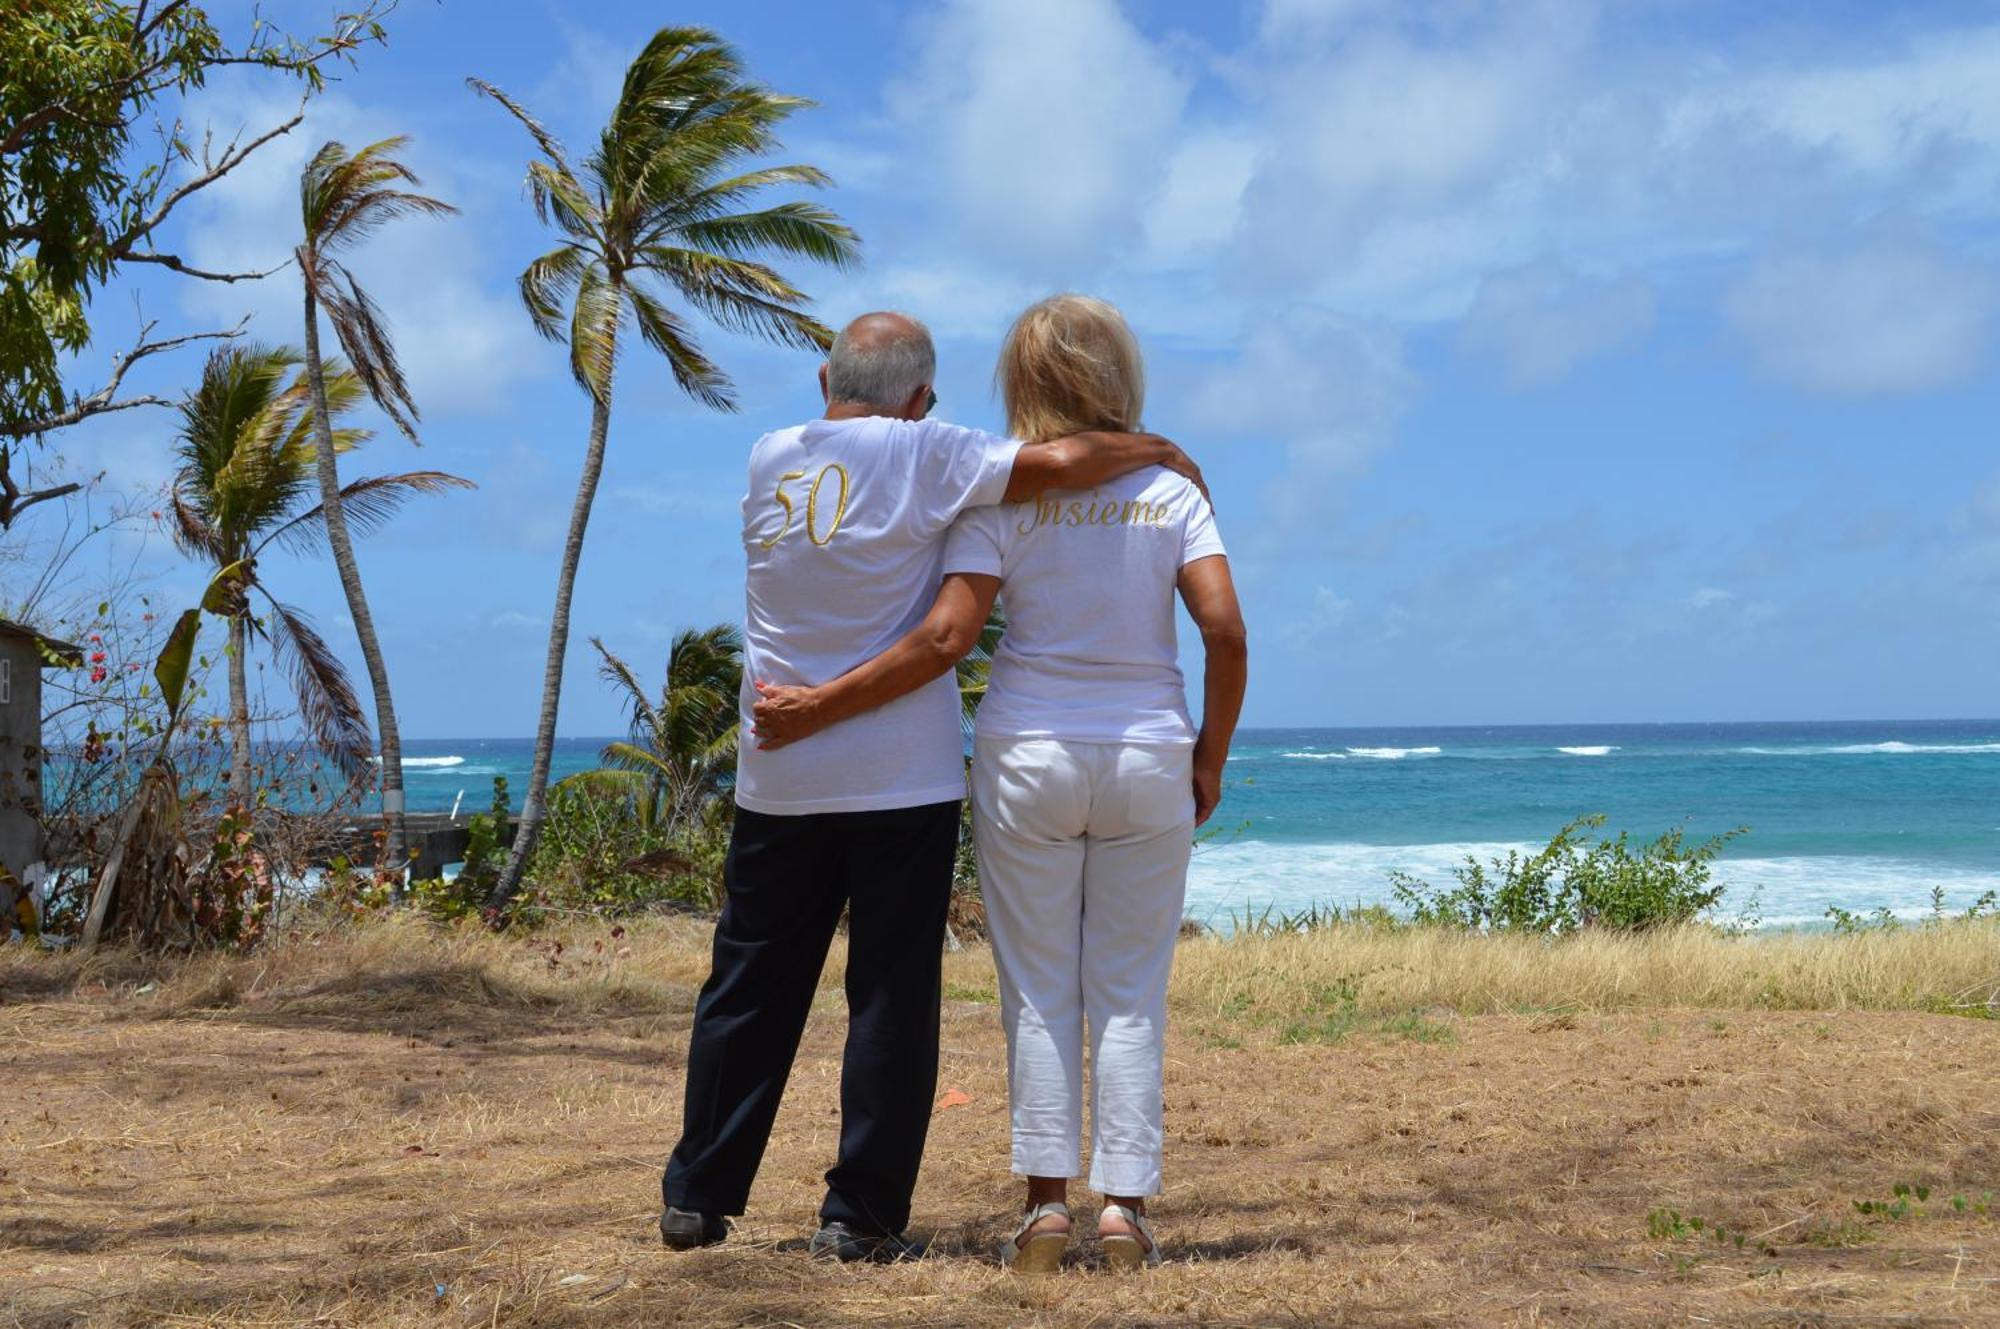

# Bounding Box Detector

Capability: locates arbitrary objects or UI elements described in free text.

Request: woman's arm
[1178,555,1248,826]
[1006,432,1207,503]
[751,573,1004,749]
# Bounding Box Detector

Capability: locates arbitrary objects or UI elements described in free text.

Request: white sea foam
[401,756,466,769]
[1281,750,1348,761]
[1737,741,2000,757]
[1557,745,1618,756]
[1185,839,1996,931]
[1345,746,1442,760]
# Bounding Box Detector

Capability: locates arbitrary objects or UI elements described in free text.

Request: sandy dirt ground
[3,937,1997,1327]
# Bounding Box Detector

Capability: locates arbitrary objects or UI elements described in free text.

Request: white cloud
[1688,587,1735,610]
[610,481,738,520]
[888,0,1190,268]
[1183,307,1412,528]
[488,609,544,632]
[1284,584,1353,649]
[1457,260,1654,387]
[1723,231,1997,396]
[1187,308,1411,468]
[167,84,547,421]
[1670,27,2000,189]
[1971,473,2000,534]
[1139,129,1259,267]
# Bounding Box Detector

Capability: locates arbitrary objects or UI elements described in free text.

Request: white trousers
[971,735,1194,1197]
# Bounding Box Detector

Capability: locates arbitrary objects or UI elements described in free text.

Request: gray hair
[825,312,935,409]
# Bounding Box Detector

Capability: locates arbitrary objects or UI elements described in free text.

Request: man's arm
[751,573,1003,750]
[1178,555,1247,826]
[1004,431,1206,503]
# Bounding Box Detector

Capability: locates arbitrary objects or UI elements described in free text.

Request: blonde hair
[997,294,1145,443]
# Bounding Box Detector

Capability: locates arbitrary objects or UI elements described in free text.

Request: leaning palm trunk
[491,379,616,907]
[226,611,253,809]
[302,290,406,869]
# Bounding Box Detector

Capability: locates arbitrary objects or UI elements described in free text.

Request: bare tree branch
[124,251,290,283]
[106,107,307,264]
[3,318,248,440]
[0,449,84,530]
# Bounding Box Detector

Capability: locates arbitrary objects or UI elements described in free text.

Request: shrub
[1390,815,1745,934]
[1827,886,1996,935]
[517,778,726,918]
[407,778,511,922]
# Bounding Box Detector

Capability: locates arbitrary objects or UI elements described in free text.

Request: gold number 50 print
[761,463,851,550]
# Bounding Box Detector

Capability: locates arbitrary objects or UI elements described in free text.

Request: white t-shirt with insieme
[734,415,1022,815]
[944,466,1226,746]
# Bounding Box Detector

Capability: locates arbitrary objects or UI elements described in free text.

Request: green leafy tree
[1,1,394,519]
[578,626,742,835]
[295,135,465,868]
[470,25,859,909]
[166,342,460,805]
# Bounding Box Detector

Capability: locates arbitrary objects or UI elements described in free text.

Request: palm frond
[638,250,832,352]
[957,602,1007,737]
[521,244,593,343]
[264,596,373,783]
[527,159,603,245]
[598,739,674,781]
[167,482,226,563]
[628,286,733,410]
[468,77,589,224]
[670,202,860,270]
[316,260,423,440]
[553,767,650,799]
[568,262,624,402]
[653,164,837,230]
[591,636,663,739]
[267,470,476,556]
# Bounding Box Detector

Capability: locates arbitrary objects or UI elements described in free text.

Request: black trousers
[662,799,960,1236]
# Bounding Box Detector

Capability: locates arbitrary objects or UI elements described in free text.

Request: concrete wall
[0,636,46,879]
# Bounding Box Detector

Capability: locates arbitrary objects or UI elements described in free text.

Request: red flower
[89,651,106,664]
[89,666,108,684]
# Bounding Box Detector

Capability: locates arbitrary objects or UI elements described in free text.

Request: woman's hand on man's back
[750,682,828,750]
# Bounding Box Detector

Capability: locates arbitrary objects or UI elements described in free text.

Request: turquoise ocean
[394,720,2000,929]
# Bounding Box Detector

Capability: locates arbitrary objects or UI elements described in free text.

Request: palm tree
[169,343,466,807]
[577,625,741,834]
[470,26,859,909]
[955,603,1007,739]
[296,136,463,871]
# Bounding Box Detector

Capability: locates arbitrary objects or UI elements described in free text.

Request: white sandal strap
[1098,1204,1160,1264]
[1009,1201,1069,1241]
[999,1201,1071,1264]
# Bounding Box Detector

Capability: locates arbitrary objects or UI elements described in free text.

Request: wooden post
[80,765,161,949]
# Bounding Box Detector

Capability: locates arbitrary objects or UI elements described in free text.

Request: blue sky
[30,0,2000,735]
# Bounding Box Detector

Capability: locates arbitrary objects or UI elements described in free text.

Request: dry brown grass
[2,916,1996,1327]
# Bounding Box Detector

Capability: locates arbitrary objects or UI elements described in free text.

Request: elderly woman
[752,294,1248,1272]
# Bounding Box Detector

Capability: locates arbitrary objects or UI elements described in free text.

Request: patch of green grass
[1377,1011,1456,1043]
[943,982,996,1005]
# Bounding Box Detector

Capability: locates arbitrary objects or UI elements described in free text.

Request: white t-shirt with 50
[944,466,1226,746]
[734,415,1021,815]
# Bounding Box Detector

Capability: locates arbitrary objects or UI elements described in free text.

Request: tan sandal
[1098,1203,1161,1271]
[999,1201,1070,1273]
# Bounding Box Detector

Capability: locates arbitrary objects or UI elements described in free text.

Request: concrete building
[0,619,82,921]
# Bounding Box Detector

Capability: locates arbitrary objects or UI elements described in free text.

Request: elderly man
[660,312,1202,1261]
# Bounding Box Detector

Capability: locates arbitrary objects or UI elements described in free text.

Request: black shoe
[808,1220,924,1264]
[660,1206,729,1250]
